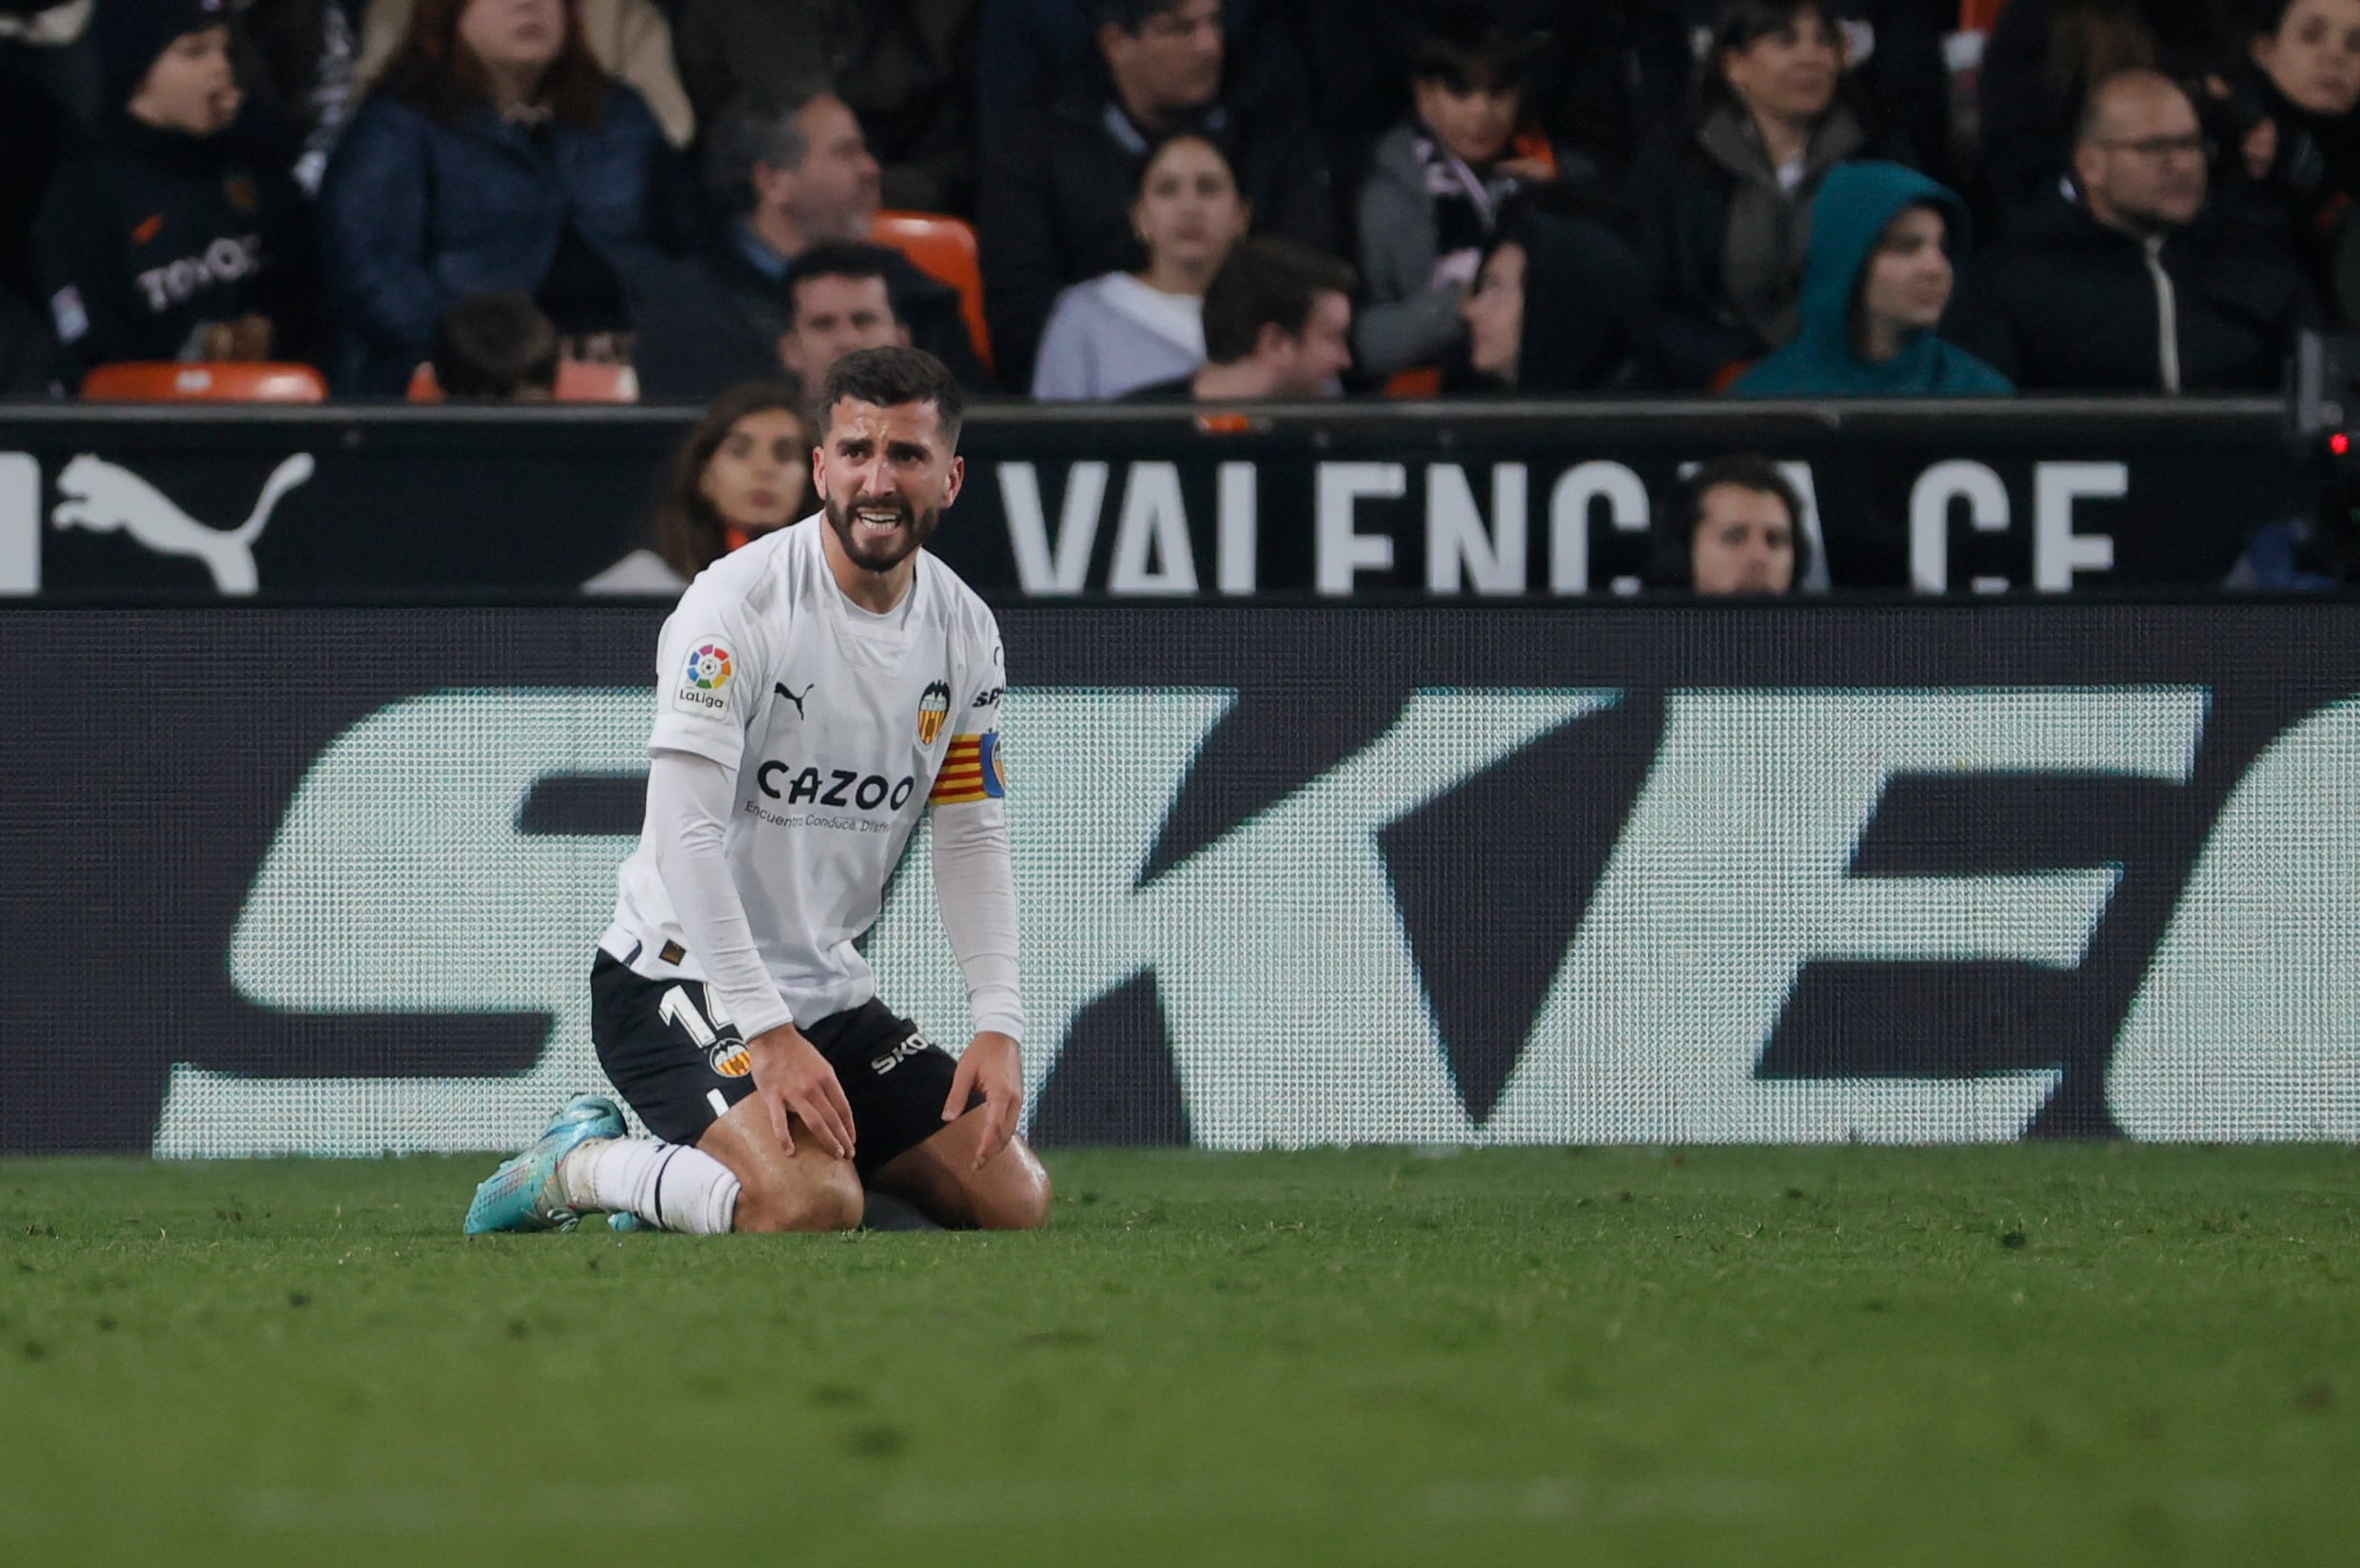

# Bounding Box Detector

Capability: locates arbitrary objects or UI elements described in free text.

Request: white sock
[560,1138,739,1235]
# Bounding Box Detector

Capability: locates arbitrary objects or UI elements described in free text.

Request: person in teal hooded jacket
[1734,161,2011,398]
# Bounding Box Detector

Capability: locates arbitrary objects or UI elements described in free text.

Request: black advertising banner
[0,399,2299,598]
[2,602,2355,1156]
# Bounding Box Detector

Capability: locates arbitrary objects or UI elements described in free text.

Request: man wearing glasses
[1948,69,2318,392]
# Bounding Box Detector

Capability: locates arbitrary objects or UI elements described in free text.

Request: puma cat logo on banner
[50,452,314,595]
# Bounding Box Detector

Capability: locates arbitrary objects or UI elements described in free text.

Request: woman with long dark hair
[319,0,684,392]
[652,382,810,580]
[1031,133,1250,401]
[1634,0,1891,388]
[2216,0,2360,317]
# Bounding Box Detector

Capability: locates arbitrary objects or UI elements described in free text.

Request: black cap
[92,0,232,109]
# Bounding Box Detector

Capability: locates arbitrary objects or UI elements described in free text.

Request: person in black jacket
[1631,0,1892,389]
[979,0,1334,391]
[632,85,987,401]
[2208,0,2360,320]
[33,0,320,388]
[1947,68,2318,391]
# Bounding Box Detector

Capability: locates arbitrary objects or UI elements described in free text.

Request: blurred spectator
[1947,69,2317,391]
[584,379,812,592]
[980,0,1334,391]
[1121,235,1354,400]
[430,288,560,396]
[1,3,100,301]
[1634,0,1884,389]
[231,0,364,190]
[631,87,985,399]
[976,0,1276,144]
[1453,199,1654,392]
[1,282,64,395]
[1798,1,1953,181]
[1976,0,2235,222]
[655,381,811,578]
[1734,161,2010,395]
[33,0,321,389]
[777,242,914,388]
[2212,0,2360,319]
[1032,130,1247,399]
[1650,453,1808,592]
[319,0,688,395]
[673,0,971,210]
[1531,1,1697,196]
[360,0,693,144]
[1353,8,1558,378]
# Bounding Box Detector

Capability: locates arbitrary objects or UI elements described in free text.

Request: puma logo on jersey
[775,681,814,718]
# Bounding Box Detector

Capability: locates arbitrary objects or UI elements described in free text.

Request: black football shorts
[590,951,974,1178]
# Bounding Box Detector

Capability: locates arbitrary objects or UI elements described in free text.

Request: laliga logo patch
[685,642,733,690]
[916,679,952,745]
[673,637,734,715]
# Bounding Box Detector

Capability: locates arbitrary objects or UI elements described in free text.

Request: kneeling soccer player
[465,347,1050,1235]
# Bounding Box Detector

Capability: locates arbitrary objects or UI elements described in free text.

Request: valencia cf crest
[916,679,952,745]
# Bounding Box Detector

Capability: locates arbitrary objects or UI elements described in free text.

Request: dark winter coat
[2211,60,2360,322]
[32,108,320,388]
[1945,196,2317,392]
[978,52,1334,391]
[1631,102,1873,388]
[318,82,685,393]
[632,223,993,402]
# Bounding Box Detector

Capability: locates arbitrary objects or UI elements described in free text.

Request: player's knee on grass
[971,1162,1052,1231]
[735,1159,864,1232]
[876,1123,1053,1230]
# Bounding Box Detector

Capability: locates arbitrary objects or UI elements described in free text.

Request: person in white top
[1030,132,1249,401]
[466,346,1051,1238]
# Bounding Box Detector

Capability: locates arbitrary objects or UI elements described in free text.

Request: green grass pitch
[3,1145,2354,1565]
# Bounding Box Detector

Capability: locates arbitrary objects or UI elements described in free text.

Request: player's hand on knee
[945,1031,1023,1172]
[746,1024,857,1162]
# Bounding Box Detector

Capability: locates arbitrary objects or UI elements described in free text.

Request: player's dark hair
[1200,238,1358,364]
[653,382,806,579]
[783,242,903,328]
[813,345,964,443]
[429,292,560,400]
[1091,0,1198,35]
[1650,454,1812,591]
[1406,5,1544,94]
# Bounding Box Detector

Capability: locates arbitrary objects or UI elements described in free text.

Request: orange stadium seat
[1385,367,1445,399]
[80,362,327,402]
[1959,0,2006,29]
[871,210,994,375]
[405,361,639,402]
[554,360,639,402]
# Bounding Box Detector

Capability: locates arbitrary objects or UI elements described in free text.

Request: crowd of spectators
[3,0,2357,403]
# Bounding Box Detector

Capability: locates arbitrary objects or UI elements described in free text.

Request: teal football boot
[462,1094,627,1235]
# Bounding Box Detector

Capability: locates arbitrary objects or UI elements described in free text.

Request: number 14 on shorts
[658,984,753,1078]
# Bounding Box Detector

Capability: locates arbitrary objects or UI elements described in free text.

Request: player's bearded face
[822,488,940,572]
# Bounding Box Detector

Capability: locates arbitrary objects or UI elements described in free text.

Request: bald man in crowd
[1946,69,2317,393]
